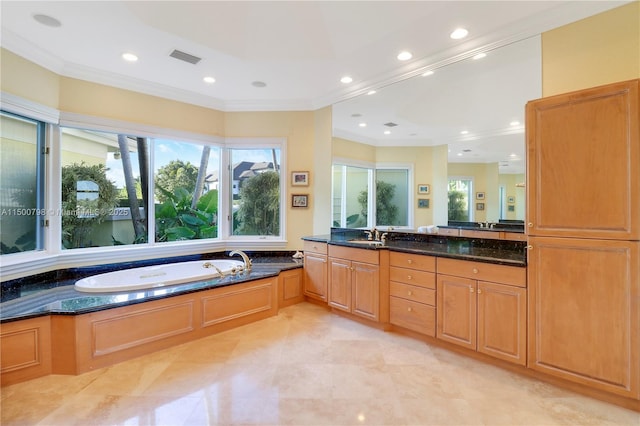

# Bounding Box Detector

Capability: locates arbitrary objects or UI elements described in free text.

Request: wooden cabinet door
[328,257,352,312]
[477,281,526,366]
[437,274,477,350]
[526,79,639,240]
[528,236,640,398]
[303,253,327,301]
[352,261,379,321]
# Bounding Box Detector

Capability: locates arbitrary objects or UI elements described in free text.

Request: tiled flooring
[2,302,639,426]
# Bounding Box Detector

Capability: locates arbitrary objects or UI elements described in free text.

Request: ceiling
[1,1,629,173]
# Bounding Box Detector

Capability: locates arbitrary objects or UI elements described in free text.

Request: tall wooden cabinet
[526,79,640,399]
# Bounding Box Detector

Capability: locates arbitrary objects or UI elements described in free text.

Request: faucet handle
[364,230,373,240]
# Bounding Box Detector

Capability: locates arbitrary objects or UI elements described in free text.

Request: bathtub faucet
[229,250,252,272]
[203,261,226,276]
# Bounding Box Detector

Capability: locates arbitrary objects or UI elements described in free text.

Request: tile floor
[1,302,639,425]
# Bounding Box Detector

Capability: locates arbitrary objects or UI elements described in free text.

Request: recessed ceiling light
[450,28,469,39]
[252,81,267,88]
[359,123,367,127]
[203,76,216,84]
[384,130,391,135]
[422,70,434,77]
[397,51,413,61]
[33,14,61,27]
[367,90,377,95]
[473,53,487,60]
[510,120,520,126]
[340,76,353,84]
[509,153,518,158]
[457,152,463,156]
[122,53,138,62]
[460,130,469,135]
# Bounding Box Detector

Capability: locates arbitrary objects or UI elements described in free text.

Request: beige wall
[0,50,60,108]
[332,137,376,163]
[542,1,640,96]
[448,162,500,222]
[498,174,525,221]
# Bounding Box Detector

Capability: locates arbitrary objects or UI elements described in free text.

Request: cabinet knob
[528,223,533,227]
[472,268,478,274]
[407,290,413,296]
[407,259,413,264]
[477,289,482,294]
[470,287,474,293]
[407,275,412,280]
[407,307,412,312]
[527,245,533,250]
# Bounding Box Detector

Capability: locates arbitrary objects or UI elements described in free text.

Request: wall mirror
[331,36,541,228]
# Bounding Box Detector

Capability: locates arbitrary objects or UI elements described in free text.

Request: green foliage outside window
[234,171,280,235]
[154,160,199,203]
[357,180,398,226]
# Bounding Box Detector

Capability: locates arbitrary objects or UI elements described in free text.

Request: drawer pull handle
[472,268,478,274]
[407,275,412,280]
[470,287,474,293]
[407,259,413,264]
[407,307,412,312]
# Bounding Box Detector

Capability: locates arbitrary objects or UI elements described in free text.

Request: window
[229,148,281,236]
[0,112,46,254]
[61,128,148,248]
[154,140,220,242]
[332,164,410,228]
[448,178,473,221]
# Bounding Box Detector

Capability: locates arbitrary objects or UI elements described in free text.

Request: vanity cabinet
[328,245,380,321]
[388,252,437,336]
[436,258,527,365]
[303,240,328,302]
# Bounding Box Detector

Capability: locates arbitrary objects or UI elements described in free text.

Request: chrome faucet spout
[229,250,252,271]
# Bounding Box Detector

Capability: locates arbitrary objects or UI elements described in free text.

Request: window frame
[0,105,288,280]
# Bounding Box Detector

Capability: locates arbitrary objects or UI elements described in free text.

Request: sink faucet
[229,250,252,271]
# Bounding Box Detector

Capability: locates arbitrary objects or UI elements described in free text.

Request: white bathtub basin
[74,259,245,293]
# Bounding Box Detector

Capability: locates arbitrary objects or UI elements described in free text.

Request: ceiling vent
[169,49,201,65]
[384,122,398,127]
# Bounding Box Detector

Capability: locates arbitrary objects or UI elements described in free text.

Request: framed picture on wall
[292,194,308,208]
[291,171,309,186]
[476,202,485,211]
[476,192,485,200]
[508,205,515,212]
[418,184,430,194]
[418,198,430,208]
[507,196,515,204]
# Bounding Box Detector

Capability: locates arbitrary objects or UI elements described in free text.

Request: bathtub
[74,259,245,293]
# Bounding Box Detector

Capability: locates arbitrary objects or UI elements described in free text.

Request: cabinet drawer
[390,266,435,289]
[501,232,527,242]
[460,229,501,240]
[389,252,436,271]
[329,245,379,264]
[303,240,328,255]
[390,282,435,306]
[437,227,460,236]
[437,258,526,287]
[390,296,436,336]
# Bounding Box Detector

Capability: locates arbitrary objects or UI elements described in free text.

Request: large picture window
[0,112,46,254]
[229,148,281,236]
[332,164,410,228]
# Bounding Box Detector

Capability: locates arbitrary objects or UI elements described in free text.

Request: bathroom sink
[347,239,385,246]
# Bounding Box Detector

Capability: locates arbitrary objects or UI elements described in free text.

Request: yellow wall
[542,1,640,96]
[0,50,60,108]
[448,162,500,222]
[332,137,376,163]
[498,174,525,220]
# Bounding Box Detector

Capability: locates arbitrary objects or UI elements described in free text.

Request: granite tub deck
[1,252,303,322]
[305,228,527,266]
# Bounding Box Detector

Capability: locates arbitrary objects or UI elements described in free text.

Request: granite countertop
[303,228,527,267]
[1,254,303,322]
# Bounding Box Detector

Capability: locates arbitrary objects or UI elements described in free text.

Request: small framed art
[476,192,485,200]
[292,194,308,208]
[291,171,309,186]
[417,184,430,194]
[476,202,485,211]
[418,198,430,208]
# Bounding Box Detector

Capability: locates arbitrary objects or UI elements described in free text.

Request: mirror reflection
[332,36,541,228]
